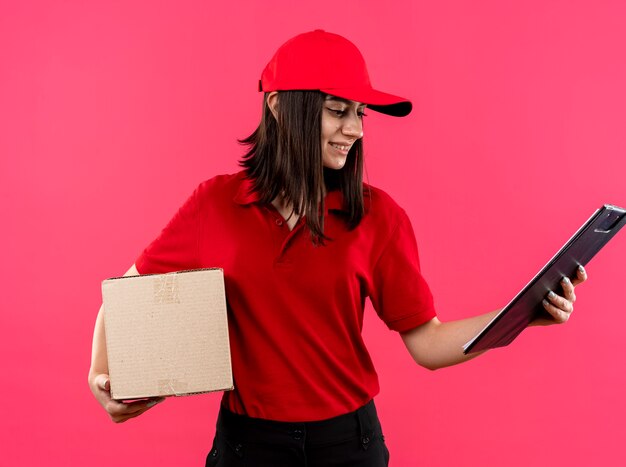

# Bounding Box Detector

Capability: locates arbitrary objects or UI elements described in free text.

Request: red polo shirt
[135,171,436,421]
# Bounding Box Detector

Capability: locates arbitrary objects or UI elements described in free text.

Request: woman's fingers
[92,373,165,423]
[542,273,581,323]
[560,276,576,303]
[107,398,166,423]
[542,294,571,323]
[94,373,110,393]
[533,267,587,326]
[571,265,588,286]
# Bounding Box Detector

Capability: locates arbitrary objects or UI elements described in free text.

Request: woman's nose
[341,113,364,139]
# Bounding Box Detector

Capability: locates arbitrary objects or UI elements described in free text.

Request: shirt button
[293,429,303,440]
[275,218,283,226]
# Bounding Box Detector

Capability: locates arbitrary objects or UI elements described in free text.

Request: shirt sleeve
[134,184,202,275]
[369,209,436,332]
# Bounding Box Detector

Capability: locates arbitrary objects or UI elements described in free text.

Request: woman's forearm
[89,264,138,383]
[401,311,499,370]
[88,304,109,382]
[401,270,586,370]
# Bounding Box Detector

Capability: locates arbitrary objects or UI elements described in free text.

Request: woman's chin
[323,157,347,170]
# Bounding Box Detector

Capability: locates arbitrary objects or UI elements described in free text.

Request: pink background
[2,0,625,465]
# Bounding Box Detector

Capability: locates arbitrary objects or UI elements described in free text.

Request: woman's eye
[328,108,345,116]
[326,107,366,118]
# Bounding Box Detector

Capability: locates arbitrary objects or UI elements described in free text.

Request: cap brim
[320,87,413,117]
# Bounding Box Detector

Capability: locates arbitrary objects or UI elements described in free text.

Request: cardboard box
[102,268,233,400]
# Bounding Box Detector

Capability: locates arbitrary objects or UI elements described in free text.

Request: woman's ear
[266,91,279,120]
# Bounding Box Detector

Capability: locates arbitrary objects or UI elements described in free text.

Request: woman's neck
[271,196,300,231]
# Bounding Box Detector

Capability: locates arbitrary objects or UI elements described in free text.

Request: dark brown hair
[238,91,365,244]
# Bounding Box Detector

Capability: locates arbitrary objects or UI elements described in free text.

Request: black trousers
[205,400,390,467]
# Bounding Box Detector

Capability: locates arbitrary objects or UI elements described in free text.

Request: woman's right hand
[89,372,165,423]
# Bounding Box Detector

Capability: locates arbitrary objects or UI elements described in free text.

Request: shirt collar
[233,173,360,214]
[233,173,260,205]
[325,189,372,214]
[324,190,346,213]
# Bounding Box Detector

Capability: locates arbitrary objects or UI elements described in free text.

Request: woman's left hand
[532,265,588,326]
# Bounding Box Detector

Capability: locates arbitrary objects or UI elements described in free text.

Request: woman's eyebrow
[325,96,366,108]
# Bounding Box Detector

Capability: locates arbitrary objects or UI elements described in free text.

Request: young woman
[88,30,586,467]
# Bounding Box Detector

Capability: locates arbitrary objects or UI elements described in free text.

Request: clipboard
[463,204,626,354]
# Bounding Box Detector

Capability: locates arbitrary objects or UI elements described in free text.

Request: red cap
[259,30,412,117]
